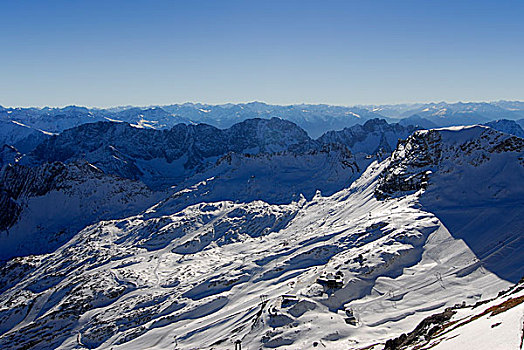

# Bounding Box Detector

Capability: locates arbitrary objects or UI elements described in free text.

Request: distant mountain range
[1,101,523,142]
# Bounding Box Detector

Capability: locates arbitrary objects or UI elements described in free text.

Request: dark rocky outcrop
[383,309,455,350]
[0,162,78,231]
[375,130,442,199]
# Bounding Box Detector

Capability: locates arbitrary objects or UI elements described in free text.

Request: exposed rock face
[318,118,418,155]
[375,126,524,199]
[0,145,22,168]
[375,130,442,199]
[26,118,320,189]
[383,278,524,350]
[0,162,76,231]
[0,161,157,260]
[383,309,455,350]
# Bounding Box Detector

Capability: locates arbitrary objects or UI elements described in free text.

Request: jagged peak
[375,126,524,199]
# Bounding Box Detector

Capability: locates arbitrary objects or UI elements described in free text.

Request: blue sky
[1,0,523,107]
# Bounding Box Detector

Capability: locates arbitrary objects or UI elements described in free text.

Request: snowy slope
[0,120,52,155]
[0,118,367,262]
[147,144,360,215]
[382,279,524,350]
[0,126,522,349]
[0,161,163,261]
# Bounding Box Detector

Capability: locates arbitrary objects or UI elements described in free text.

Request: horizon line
[1,99,523,110]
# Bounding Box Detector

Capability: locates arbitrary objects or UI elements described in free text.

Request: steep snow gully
[0,122,522,350]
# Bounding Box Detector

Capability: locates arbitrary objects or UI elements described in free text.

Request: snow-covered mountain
[398,115,438,130]
[18,117,417,207]
[0,106,98,135]
[145,143,360,214]
[23,118,319,190]
[483,119,524,138]
[318,119,418,156]
[1,117,402,262]
[0,103,384,139]
[366,101,523,127]
[0,124,521,349]
[492,100,524,119]
[2,101,522,143]
[0,161,162,261]
[162,102,386,138]
[0,120,52,155]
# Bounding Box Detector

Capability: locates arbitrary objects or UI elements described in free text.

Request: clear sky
[1,0,523,107]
